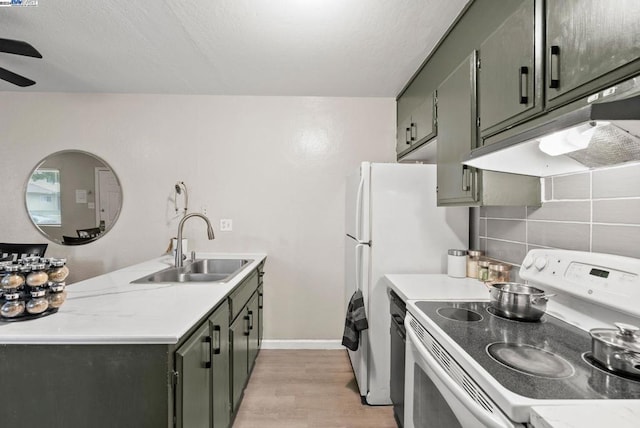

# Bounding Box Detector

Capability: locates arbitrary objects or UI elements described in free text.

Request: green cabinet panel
[546,0,640,106]
[230,309,249,411]
[437,51,479,206]
[396,84,437,156]
[176,323,212,428]
[257,284,264,348]
[479,0,541,136]
[210,301,231,428]
[229,269,258,321]
[247,291,260,370]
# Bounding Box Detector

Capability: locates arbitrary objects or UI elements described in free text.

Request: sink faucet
[175,213,215,267]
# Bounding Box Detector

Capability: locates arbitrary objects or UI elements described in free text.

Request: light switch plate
[220,219,233,232]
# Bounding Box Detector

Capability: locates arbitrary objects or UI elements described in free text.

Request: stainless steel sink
[131,258,253,284]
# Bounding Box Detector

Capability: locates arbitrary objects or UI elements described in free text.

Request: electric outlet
[201,206,207,215]
[220,219,233,232]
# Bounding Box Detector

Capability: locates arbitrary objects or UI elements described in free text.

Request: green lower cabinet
[210,301,231,428]
[176,300,231,428]
[176,322,212,428]
[247,291,260,370]
[230,308,250,411]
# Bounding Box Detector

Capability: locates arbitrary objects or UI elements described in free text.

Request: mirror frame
[25,150,123,246]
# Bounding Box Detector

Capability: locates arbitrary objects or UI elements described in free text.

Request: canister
[488,263,511,283]
[477,260,491,282]
[466,250,483,278]
[447,249,467,278]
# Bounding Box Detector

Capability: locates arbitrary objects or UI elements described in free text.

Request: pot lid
[591,323,640,353]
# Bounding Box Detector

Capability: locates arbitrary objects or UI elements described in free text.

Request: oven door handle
[407,327,518,428]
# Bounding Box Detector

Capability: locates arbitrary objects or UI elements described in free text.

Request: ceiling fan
[0,38,42,87]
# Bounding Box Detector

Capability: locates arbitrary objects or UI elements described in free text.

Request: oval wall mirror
[25,150,123,246]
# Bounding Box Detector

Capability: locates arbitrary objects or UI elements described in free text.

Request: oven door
[404,316,523,428]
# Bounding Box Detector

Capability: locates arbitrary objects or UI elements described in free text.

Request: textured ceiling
[0,0,469,96]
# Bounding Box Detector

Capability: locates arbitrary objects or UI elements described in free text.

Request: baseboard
[261,340,343,350]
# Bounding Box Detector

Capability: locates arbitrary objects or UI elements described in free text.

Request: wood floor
[233,349,397,428]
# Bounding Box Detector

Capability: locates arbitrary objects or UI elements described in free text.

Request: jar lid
[30,289,46,298]
[30,263,46,270]
[50,284,65,292]
[49,258,67,267]
[489,263,511,272]
[3,265,20,272]
[19,265,32,273]
[478,260,491,267]
[4,292,20,300]
[21,256,40,264]
[467,250,483,257]
[448,249,467,256]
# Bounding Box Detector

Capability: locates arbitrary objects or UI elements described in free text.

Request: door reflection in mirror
[25,150,123,246]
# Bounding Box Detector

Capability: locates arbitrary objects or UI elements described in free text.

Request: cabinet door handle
[405,127,411,144]
[258,292,263,309]
[410,122,417,141]
[462,166,471,192]
[212,325,221,355]
[244,315,251,336]
[248,310,254,330]
[549,45,560,89]
[519,66,529,104]
[203,336,212,368]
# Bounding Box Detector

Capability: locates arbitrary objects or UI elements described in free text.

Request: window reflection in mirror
[25,150,123,246]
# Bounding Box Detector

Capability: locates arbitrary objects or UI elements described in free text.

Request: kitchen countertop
[530,403,640,428]
[0,252,266,345]
[385,273,490,302]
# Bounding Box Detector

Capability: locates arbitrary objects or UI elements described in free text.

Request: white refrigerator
[345,162,468,405]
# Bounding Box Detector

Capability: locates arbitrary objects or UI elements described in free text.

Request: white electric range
[404,249,640,428]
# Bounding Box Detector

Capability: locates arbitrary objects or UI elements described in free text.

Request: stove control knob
[534,257,548,271]
[522,256,534,269]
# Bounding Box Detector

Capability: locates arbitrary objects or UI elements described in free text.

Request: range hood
[463,76,640,177]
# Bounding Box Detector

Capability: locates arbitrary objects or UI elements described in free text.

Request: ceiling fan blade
[0,67,35,87]
[0,38,42,58]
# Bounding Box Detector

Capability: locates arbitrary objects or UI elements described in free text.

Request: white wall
[0,93,395,340]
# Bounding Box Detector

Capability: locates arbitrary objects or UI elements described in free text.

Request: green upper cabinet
[479,0,542,137]
[546,0,640,107]
[396,76,437,157]
[437,51,479,206]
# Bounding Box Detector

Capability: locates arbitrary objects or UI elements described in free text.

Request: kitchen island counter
[0,252,266,344]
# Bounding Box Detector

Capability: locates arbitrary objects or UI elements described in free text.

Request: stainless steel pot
[590,323,640,377]
[487,282,555,322]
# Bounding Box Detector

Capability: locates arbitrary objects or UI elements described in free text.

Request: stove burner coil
[436,307,483,322]
[487,343,575,379]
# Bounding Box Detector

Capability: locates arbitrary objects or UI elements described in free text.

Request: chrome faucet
[175,213,215,267]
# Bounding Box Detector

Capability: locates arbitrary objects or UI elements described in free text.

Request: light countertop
[384,273,490,302]
[530,403,640,428]
[0,252,266,345]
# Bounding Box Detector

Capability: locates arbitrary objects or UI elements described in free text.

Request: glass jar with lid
[1,265,25,290]
[477,260,491,282]
[26,289,49,315]
[26,263,49,288]
[466,250,483,278]
[48,259,69,284]
[48,283,67,309]
[1,292,26,318]
[488,263,511,283]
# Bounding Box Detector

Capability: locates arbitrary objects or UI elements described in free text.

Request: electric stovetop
[414,300,640,400]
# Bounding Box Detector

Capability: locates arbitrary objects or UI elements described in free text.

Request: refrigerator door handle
[355,172,365,242]
[355,243,364,292]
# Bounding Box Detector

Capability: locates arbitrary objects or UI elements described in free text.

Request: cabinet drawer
[229,269,259,321]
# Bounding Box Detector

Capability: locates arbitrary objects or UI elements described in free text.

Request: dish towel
[342,290,369,351]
